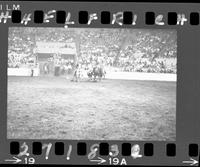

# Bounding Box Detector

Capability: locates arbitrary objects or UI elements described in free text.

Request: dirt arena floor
[7,76,176,141]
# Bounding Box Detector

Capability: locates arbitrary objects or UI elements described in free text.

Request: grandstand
[8,28,177,79]
[35,42,76,76]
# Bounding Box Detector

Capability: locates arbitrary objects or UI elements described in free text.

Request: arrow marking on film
[90,157,106,164]
[5,156,22,164]
[182,158,198,166]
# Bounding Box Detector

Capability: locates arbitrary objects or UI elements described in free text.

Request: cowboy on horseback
[87,61,105,82]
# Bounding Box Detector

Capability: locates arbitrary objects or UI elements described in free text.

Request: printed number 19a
[109,158,127,165]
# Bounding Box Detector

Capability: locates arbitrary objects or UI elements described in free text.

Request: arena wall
[8,68,39,76]
[106,72,176,82]
[8,68,176,81]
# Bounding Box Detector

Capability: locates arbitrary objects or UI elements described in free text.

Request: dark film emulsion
[12,10,21,23]
[101,11,110,24]
[166,143,176,157]
[79,11,88,24]
[56,11,66,24]
[34,10,44,23]
[189,144,199,157]
[168,12,177,25]
[77,143,87,155]
[55,142,65,155]
[190,12,199,25]
[10,142,20,155]
[32,142,42,155]
[145,12,155,25]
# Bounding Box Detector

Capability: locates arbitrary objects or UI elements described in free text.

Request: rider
[71,63,80,82]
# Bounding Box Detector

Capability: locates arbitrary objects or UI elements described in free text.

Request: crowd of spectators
[8,51,33,68]
[8,28,177,74]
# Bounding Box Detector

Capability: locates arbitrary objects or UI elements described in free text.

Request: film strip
[0,1,200,166]
[1,9,200,25]
[7,142,199,165]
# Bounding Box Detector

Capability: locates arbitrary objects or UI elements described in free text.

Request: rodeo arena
[7,28,177,141]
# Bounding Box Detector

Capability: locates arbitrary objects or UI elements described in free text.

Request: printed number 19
[24,157,35,164]
[109,157,119,165]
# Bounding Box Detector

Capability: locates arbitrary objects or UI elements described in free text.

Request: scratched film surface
[7,27,177,141]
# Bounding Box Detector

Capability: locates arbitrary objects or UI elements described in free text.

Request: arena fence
[8,68,39,77]
[8,68,176,82]
[106,72,176,82]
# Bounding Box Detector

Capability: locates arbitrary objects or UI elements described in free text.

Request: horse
[87,66,105,82]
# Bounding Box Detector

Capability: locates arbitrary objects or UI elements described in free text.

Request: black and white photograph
[7,27,177,141]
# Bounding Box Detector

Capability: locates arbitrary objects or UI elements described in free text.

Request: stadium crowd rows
[8,28,177,74]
